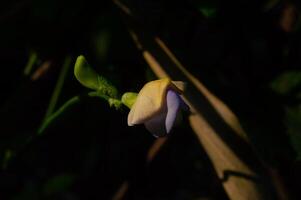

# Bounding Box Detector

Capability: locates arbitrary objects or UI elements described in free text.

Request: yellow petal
[128,78,169,125]
[128,78,185,126]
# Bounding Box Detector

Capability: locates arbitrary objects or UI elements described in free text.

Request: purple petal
[165,90,181,134]
[144,111,167,137]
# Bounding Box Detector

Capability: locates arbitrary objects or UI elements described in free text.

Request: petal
[165,90,181,133]
[128,78,171,125]
[144,111,167,137]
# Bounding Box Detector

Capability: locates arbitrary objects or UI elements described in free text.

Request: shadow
[221,170,260,183]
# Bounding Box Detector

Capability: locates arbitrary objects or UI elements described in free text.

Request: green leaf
[2,149,13,170]
[285,105,301,160]
[199,7,216,18]
[263,0,280,11]
[193,0,217,18]
[121,92,138,109]
[74,55,118,98]
[270,71,301,95]
[43,174,75,196]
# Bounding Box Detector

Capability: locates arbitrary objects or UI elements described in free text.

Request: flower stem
[38,95,80,135]
[44,56,72,120]
[37,91,109,135]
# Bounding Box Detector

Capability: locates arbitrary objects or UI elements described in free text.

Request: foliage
[271,71,301,160]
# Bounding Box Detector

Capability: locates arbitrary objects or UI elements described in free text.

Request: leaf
[194,0,217,18]
[270,71,301,95]
[285,105,301,160]
[263,0,280,11]
[74,55,118,98]
[2,149,13,170]
[43,174,75,196]
[199,7,216,18]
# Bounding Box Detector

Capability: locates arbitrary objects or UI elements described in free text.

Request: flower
[127,78,189,137]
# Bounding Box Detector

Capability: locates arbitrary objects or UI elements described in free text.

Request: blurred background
[0,0,300,199]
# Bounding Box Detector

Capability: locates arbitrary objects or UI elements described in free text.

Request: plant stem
[23,51,37,76]
[44,56,72,120]
[38,95,80,135]
[38,91,106,135]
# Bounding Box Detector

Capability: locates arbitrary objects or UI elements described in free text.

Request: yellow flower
[128,78,188,137]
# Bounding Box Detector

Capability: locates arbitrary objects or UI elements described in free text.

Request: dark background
[0,0,300,199]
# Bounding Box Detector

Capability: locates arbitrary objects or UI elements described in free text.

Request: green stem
[23,51,37,76]
[44,56,72,120]
[38,95,80,135]
[38,92,107,135]
[2,92,116,168]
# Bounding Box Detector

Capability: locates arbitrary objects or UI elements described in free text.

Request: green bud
[121,92,138,109]
[74,55,99,90]
[74,55,118,98]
